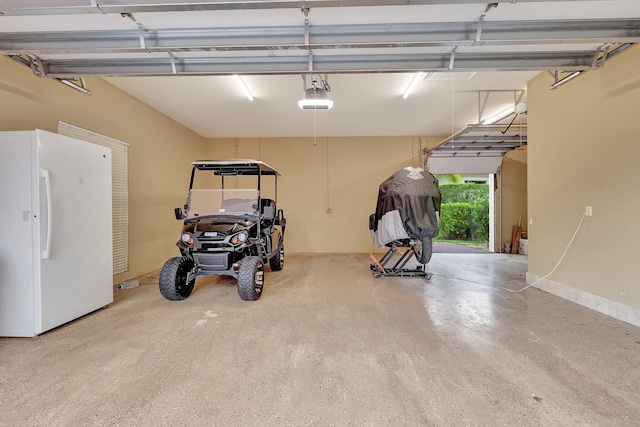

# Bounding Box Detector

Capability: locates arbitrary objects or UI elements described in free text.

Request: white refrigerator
[0,130,113,337]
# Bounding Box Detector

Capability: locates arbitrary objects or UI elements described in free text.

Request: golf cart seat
[261,198,276,226]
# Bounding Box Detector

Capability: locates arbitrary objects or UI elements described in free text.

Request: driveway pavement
[433,242,488,253]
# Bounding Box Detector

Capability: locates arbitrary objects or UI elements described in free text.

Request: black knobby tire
[159,256,196,301]
[269,239,285,271]
[237,256,264,301]
[413,235,433,265]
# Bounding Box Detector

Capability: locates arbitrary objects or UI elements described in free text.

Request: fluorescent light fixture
[298,88,333,110]
[233,75,254,101]
[402,72,426,99]
[425,72,476,81]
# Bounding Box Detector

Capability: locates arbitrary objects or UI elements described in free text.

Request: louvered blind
[58,121,129,275]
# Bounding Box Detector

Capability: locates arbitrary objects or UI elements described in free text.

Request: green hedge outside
[471,198,490,242]
[438,184,490,241]
[440,183,489,203]
[439,203,471,240]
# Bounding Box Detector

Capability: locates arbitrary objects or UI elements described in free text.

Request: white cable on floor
[500,212,588,293]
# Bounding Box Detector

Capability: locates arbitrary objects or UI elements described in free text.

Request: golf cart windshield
[187,189,259,219]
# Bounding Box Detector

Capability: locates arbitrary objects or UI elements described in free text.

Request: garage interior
[1,1,640,425]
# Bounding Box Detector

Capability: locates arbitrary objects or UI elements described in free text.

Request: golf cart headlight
[181,233,194,245]
[231,231,248,245]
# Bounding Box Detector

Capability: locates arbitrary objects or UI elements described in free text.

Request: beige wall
[0,55,459,281]
[528,46,640,311]
[0,52,533,285]
[206,136,440,253]
[0,57,208,284]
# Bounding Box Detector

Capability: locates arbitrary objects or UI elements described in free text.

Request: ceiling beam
[0,0,602,16]
[28,50,599,77]
[2,20,638,54]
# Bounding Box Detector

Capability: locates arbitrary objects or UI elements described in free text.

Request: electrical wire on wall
[411,136,415,167]
[326,137,331,213]
[502,212,588,293]
[411,136,421,168]
[307,86,331,213]
[313,94,318,148]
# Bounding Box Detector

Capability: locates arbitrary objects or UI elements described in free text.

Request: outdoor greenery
[471,198,490,241]
[438,202,472,240]
[436,174,463,184]
[438,183,490,241]
[439,183,489,203]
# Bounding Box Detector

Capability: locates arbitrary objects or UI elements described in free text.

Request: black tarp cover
[371,167,440,246]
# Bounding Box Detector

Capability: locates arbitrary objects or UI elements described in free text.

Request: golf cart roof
[191,159,281,177]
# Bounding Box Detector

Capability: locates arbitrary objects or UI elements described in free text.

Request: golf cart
[159,159,286,301]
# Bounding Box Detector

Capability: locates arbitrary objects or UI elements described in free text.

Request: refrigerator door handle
[41,169,52,260]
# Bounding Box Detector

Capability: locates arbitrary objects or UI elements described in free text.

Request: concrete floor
[1,253,639,426]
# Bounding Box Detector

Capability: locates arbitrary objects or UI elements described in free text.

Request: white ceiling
[2,1,639,138]
[104,71,537,138]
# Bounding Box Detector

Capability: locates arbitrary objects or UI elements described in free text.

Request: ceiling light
[425,72,476,81]
[298,87,333,110]
[402,72,426,99]
[233,75,254,101]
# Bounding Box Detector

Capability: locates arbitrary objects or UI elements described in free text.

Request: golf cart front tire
[159,256,196,301]
[237,256,264,301]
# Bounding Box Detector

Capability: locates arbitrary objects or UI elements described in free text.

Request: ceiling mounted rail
[0,0,601,16]
[424,88,527,163]
[2,1,637,87]
[7,54,92,94]
[17,50,602,78]
[425,124,527,160]
[548,42,633,89]
[2,19,638,55]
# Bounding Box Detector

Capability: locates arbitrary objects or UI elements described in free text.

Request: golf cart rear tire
[159,256,196,301]
[269,240,285,271]
[413,236,433,265]
[237,256,264,301]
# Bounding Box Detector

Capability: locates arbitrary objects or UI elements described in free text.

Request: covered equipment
[369,167,440,277]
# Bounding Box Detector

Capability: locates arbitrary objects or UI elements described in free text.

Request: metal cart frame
[369,244,431,279]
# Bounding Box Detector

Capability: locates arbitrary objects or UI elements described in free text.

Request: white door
[37,130,113,334]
